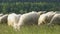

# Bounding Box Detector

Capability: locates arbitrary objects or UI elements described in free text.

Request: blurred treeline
[0,1,60,14]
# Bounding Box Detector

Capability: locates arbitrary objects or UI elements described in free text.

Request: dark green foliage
[0,2,60,14]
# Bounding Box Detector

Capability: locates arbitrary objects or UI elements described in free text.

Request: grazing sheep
[0,14,8,24]
[15,11,45,30]
[7,13,21,26]
[8,13,22,31]
[16,14,21,23]
[7,13,17,26]
[13,14,22,30]
[38,11,56,25]
[48,14,60,25]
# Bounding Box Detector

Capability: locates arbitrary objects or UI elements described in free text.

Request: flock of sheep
[0,11,60,31]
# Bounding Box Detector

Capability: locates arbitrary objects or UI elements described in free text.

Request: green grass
[0,24,60,34]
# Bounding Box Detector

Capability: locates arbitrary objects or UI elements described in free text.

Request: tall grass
[0,24,60,34]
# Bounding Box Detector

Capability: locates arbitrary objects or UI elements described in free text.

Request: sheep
[15,11,45,30]
[16,14,22,23]
[7,13,22,31]
[38,11,56,25]
[48,14,60,25]
[12,14,22,31]
[0,14,8,24]
[7,13,20,26]
[7,13,16,26]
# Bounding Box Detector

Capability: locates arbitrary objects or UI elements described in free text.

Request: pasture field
[0,24,60,34]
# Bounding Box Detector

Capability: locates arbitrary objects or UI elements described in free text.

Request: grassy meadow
[0,24,60,34]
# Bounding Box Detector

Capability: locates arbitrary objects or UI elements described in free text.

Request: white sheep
[7,13,17,26]
[12,14,21,30]
[0,14,8,24]
[7,13,21,27]
[48,14,60,25]
[15,11,45,30]
[38,11,56,25]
